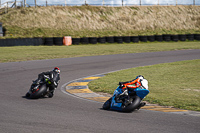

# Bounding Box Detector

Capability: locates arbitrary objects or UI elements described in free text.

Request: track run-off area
[0,49,200,133]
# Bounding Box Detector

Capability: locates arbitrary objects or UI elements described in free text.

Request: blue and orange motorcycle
[103,80,149,112]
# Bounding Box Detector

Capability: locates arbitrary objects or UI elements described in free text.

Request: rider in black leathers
[35,67,60,98]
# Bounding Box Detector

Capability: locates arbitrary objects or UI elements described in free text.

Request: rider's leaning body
[120,78,142,91]
[119,75,148,91]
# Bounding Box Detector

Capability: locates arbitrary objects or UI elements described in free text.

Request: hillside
[0,5,200,38]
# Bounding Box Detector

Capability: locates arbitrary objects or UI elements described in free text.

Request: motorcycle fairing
[135,88,149,99]
[111,96,122,111]
[110,86,123,111]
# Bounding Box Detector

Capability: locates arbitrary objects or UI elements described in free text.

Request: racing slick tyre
[121,96,141,112]
[103,98,112,110]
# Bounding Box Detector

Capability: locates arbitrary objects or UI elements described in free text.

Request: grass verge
[0,41,200,63]
[88,59,200,111]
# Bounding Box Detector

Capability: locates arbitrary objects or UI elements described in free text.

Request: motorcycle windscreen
[135,88,149,99]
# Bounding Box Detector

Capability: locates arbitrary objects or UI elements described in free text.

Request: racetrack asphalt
[0,49,200,133]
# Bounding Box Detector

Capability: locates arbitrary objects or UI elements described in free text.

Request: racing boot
[48,87,55,98]
[48,92,54,98]
[137,102,146,110]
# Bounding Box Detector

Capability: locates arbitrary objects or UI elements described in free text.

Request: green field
[88,59,200,111]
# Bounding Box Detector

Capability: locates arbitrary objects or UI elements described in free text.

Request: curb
[64,75,110,103]
[62,75,200,116]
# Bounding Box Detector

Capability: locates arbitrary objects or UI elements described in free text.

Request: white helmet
[141,79,148,90]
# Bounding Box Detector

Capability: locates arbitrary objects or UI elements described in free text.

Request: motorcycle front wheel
[25,92,30,97]
[102,97,112,110]
[30,84,47,99]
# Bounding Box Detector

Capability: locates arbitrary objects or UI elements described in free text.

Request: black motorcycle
[25,75,52,99]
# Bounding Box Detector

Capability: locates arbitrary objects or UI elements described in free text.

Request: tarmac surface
[0,49,200,133]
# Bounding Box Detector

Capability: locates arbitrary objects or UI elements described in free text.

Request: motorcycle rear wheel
[121,96,141,112]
